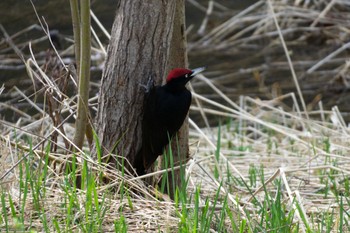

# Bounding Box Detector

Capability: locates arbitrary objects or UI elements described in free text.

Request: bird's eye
[185,74,189,78]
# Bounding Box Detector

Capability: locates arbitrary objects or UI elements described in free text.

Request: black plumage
[135,67,204,176]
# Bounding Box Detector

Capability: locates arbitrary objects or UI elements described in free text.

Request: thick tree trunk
[164,0,188,198]
[95,1,176,173]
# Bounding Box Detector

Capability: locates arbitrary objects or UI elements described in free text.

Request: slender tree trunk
[73,0,91,150]
[95,1,176,174]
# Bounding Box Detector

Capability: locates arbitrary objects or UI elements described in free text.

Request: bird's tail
[133,150,146,176]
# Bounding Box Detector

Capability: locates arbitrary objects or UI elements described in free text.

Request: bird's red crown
[166,68,192,83]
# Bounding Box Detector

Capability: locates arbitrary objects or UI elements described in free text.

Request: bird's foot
[139,77,154,93]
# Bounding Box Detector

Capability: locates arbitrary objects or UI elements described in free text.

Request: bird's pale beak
[190,67,206,77]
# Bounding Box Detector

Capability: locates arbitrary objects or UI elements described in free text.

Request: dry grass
[189,0,350,114]
[1,0,350,232]
[189,86,350,231]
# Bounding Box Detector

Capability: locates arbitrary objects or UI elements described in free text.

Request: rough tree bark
[95,1,181,174]
[163,0,188,198]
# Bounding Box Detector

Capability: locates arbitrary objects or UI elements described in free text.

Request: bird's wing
[141,86,169,169]
[134,85,161,175]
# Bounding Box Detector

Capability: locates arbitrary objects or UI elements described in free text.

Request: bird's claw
[139,77,154,93]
